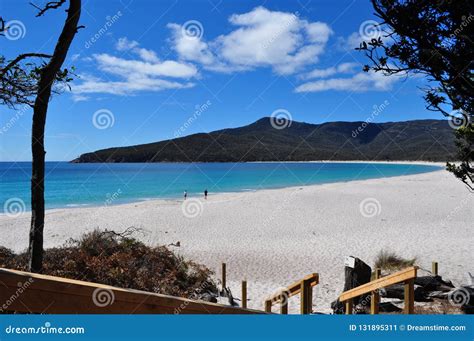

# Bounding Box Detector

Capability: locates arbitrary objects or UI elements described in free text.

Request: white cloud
[116,37,139,51]
[168,7,333,75]
[73,74,194,96]
[72,10,400,98]
[167,23,218,67]
[70,53,81,62]
[302,62,359,80]
[116,37,160,63]
[72,39,197,98]
[94,54,197,78]
[337,32,365,51]
[295,70,399,93]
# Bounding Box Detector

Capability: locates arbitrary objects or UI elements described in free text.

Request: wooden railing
[264,273,319,314]
[339,266,418,314]
[0,268,265,314]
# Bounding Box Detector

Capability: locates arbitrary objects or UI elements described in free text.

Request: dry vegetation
[0,229,217,299]
[374,250,417,272]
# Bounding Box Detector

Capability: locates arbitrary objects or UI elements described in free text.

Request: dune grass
[374,250,417,272]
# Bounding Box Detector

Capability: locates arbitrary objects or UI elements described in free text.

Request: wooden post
[280,290,289,314]
[300,279,312,314]
[221,263,226,290]
[432,262,438,276]
[404,279,415,314]
[308,282,313,313]
[241,280,247,309]
[370,291,380,314]
[345,299,353,315]
[370,269,381,314]
[264,299,272,313]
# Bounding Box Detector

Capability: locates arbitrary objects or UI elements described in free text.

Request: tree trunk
[28,0,81,273]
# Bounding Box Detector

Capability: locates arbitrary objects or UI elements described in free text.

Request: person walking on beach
[204,189,208,200]
[184,190,187,200]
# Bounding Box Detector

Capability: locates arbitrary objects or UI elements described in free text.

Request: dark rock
[199,292,218,303]
[219,287,238,307]
[379,302,402,313]
[332,257,372,314]
[415,275,454,292]
[380,284,429,301]
[451,286,474,314]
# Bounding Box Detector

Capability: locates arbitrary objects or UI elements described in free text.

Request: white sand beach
[1,168,473,313]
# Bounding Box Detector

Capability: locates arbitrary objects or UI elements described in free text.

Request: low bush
[0,229,217,298]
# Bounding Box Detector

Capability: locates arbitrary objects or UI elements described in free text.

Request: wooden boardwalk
[1,266,421,314]
[0,268,264,314]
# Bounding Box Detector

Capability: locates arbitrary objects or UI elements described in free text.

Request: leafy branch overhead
[359,0,473,190]
[0,1,80,108]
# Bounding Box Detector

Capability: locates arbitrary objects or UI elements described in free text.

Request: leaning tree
[358,0,473,190]
[0,0,82,272]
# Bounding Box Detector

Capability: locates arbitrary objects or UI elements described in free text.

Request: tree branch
[0,53,52,76]
[0,17,5,35]
[30,0,67,17]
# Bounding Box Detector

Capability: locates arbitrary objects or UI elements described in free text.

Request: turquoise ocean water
[0,162,441,212]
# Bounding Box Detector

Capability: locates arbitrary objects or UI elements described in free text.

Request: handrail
[0,268,265,314]
[339,266,418,314]
[264,273,319,314]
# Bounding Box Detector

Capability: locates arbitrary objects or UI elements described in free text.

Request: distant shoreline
[0,160,449,165]
[249,160,446,166]
[0,161,444,215]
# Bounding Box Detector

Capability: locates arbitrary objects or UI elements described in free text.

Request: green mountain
[72,118,457,163]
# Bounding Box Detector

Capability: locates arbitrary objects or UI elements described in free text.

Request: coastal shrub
[0,229,217,299]
[374,250,416,271]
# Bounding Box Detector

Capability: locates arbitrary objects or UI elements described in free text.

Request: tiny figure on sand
[204,189,208,199]
[184,190,187,200]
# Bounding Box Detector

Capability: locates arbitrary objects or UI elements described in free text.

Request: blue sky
[0,0,439,161]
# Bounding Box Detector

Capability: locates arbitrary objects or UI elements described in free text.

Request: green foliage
[0,55,75,108]
[0,230,217,298]
[447,123,474,190]
[359,0,473,189]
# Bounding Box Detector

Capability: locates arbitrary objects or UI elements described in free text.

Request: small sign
[344,256,355,268]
